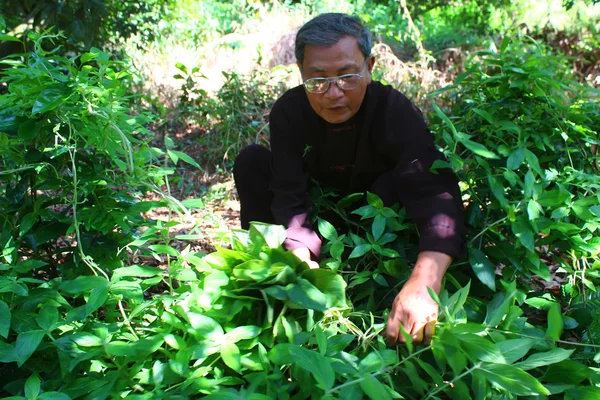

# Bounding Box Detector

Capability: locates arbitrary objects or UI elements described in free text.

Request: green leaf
[366,192,384,208]
[0,35,22,42]
[429,159,452,174]
[527,199,542,221]
[225,326,260,343]
[0,300,10,339]
[169,150,202,169]
[289,345,335,390]
[220,341,241,372]
[249,223,286,249]
[496,338,535,364]
[25,374,40,399]
[523,148,542,175]
[15,330,45,367]
[187,313,224,341]
[457,334,505,363]
[60,276,109,294]
[19,213,37,237]
[233,259,271,281]
[472,107,495,124]
[302,268,347,308]
[485,281,517,327]
[511,219,535,252]
[105,341,137,357]
[15,259,47,274]
[149,244,181,257]
[506,147,525,170]
[543,360,592,384]
[479,362,550,396]
[111,265,164,281]
[538,190,570,207]
[38,392,72,400]
[36,305,58,332]
[180,198,204,208]
[315,325,327,355]
[460,137,499,159]
[349,244,372,259]
[286,279,327,311]
[18,120,40,142]
[433,103,458,137]
[372,214,386,242]
[472,370,488,400]
[565,386,600,399]
[32,88,69,115]
[546,303,563,341]
[80,51,99,63]
[514,348,574,370]
[359,374,392,400]
[318,219,338,241]
[86,287,108,315]
[468,248,496,291]
[330,241,344,260]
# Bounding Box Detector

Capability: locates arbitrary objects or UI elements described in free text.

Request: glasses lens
[304,78,329,93]
[337,75,361,90]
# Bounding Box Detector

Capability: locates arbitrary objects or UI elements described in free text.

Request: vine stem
[67,133,109,281]
[468,217,508,246]
[325,346,431,396]
[118,299,139,340]
[83,97,134,174]
[423,362,483,399]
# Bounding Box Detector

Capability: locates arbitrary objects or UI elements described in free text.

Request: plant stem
[325,346,431,395]
[66,123,109,281]
[423,362,482,399]
[119,299,139,340]
[468,217,508,246]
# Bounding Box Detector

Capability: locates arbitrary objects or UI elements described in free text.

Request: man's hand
[292,247,319,269]
[385,251,452,345]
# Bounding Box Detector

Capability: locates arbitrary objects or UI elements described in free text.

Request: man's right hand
[292,247,319,269]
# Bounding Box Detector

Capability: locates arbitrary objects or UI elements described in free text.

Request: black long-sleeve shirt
[269,81,466,259]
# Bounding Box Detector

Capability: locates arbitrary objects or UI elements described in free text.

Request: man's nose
[324,80,343,99]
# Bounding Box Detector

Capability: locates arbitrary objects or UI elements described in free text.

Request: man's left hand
[385,251,452,345]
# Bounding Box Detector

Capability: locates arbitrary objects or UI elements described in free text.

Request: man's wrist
[409,251,453,292]
[291,247,312,262]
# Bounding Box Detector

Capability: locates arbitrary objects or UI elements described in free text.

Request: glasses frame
[302,59,368,94]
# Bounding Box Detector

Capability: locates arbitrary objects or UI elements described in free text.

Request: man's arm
[379,92,465,345]
[269,93,322,258]
[385,251,452,344]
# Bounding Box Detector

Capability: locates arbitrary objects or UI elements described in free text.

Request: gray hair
[295,13,372,66]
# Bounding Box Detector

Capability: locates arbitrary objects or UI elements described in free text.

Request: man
[233,13,465,345]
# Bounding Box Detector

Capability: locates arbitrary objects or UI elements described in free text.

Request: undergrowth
[1,21,600,400]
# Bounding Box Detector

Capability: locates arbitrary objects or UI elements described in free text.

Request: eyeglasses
[303,62,367,94]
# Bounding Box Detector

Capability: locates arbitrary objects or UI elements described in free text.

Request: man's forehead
[306,60,362,73]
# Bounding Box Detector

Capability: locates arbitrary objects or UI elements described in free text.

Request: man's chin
[320,110,352,124]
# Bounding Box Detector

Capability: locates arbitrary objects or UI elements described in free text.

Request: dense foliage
[1,1,600,398]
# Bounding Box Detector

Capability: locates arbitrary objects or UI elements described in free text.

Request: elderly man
[233,13,465,345]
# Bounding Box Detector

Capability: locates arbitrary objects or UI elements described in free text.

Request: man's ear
[367,55,376,73]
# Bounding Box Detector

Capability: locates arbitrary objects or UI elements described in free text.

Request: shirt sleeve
[269,102,322,258]
[382,95,466,258]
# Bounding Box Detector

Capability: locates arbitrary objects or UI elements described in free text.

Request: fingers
[423,320,436,345]
[385,311,401,344]
[386,314,437,346]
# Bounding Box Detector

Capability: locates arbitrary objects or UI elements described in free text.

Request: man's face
[299,36,375,124]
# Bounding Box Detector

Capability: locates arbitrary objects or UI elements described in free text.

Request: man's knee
[234,144,271,178]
